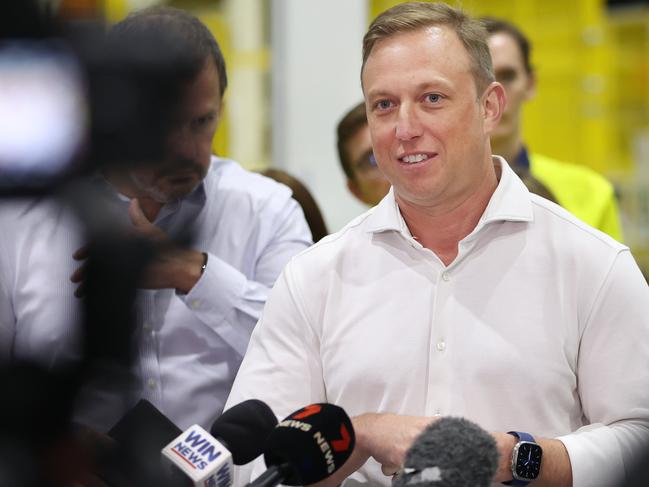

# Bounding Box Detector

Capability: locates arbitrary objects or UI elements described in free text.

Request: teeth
[401,154,429,164]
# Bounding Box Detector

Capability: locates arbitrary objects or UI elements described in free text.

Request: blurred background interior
[4,0,649,269]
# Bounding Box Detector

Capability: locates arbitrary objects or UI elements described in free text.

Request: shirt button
[143,322,152,332]
[441,272,450,282]
[190,299,201,309]
[436,340,446,352]
[147,378,157,389]
[434,409,442,416]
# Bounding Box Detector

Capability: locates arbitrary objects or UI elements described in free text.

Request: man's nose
[395,104,423,141]
[168,126,198,162]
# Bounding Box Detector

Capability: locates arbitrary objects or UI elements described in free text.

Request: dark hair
[109,6,228,98]
[480,17,533,74]
[336,101,368,181]
[259,168,329,242]
[512,166,557,203]
[362,2,494,94]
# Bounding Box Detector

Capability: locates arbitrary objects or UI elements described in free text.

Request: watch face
[514,441,543,480]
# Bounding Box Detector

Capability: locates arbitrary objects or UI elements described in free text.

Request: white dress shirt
[0,156,313,431]
[226,158,649,487]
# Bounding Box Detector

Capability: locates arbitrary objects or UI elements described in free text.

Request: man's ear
[524,71,536,101]
[482,81,506,134]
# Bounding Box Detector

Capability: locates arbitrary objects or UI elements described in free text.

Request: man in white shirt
[0,6,312,432]
[226,3,649,486]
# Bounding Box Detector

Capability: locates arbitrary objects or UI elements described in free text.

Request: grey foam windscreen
[393,416,499,487]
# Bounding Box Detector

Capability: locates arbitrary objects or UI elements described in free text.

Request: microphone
[162,399,278,487]
[248,403,355,487]
[211,398,280,465]
[392,416,499,487]
[161,423,231,487]
[98,398,276,486]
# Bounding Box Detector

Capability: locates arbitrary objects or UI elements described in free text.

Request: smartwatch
[503,431,542,486]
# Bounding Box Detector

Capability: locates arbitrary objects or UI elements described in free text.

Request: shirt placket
[424,263,454,418]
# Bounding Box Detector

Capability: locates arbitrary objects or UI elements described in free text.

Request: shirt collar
[365,156,533,236]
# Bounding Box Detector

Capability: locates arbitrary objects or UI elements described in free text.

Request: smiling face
[362,26,504,211]
[129,58,221,203]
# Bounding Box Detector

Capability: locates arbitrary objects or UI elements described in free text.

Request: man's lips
[397,152,437,164]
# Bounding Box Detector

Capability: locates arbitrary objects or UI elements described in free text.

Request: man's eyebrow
[495,66,517,76]
[366,79,455,100]
[198,109,217,118]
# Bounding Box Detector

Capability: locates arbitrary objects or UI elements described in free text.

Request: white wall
[270,0,369,233]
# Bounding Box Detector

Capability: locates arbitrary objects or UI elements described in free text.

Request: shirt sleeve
[178,195,313,356]
[556,249,649,486]
[225,261,327,485]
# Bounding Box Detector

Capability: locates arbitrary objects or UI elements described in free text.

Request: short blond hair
[362,2,494,94]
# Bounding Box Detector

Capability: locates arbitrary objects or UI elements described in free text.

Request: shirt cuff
[179,252,250,355]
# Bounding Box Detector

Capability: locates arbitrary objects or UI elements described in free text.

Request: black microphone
[212,399,279,465]
[392,416,499,487]
[248,403,355,487]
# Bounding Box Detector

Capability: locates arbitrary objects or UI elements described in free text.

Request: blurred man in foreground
[227,3,649,486]
[0,6,312,433]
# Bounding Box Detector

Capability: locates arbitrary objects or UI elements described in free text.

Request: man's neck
[397,163,499,267]
[491,133,524,166]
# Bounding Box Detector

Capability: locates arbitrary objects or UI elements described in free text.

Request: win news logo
[171,429,222,470]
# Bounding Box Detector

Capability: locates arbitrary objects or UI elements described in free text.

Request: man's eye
[426,94,441,103]
[194,115,215,128]
[375,99,393,110]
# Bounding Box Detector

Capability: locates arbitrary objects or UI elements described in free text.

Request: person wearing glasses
[336,101,391,206]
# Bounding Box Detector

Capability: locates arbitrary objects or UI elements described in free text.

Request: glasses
[353,151,379,174]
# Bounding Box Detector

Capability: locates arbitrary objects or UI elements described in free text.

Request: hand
[492,431,517,483]
[127,198,204,293]
[70,199,205,296]
[126,197,167,242]
[353,413,436,476]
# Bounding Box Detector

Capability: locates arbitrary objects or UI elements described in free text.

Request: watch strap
[508,431,534,443]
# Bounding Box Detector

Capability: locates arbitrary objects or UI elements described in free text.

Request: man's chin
[159,182,200,201]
